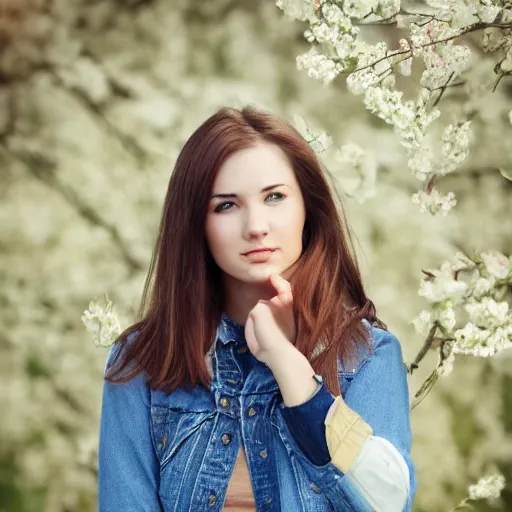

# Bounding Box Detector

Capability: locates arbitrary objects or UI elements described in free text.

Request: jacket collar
[215,312,245,346]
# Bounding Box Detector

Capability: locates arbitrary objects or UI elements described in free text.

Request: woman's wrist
[267,344,319,407]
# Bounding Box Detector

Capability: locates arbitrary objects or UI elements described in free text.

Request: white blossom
[413,250,512,372]
[472,277,495,297]
[282,0,512,220]
[376,0,401,19]
[81,299,121,348]
[481,250,511,279]
[418,268,467,303]
[411,310,432,335]
[309,22,340,45]
[407,147,434,180]
[438,305,457,330]
[468,474,506,501]
[477,4,502,24]
[465,297,509,328]
[296,48,342,84]
[363,87,419,142]
[346,42,389,94]
[453,322,512,357]
[452,251,477,272]
[482,27,509,53]
[321,3,346,24]
[410,19,461,48]
[453,323,493,355]
[451,6,479,28]
[411,189,457,215]
[420,45,471,90]
[438,122,472,175]
[276,0,318,22]
[417,299,458,331]
[338,0,374,19]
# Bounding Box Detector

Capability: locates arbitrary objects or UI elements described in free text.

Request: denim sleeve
[279,329,417,512]
[280,382,335,465]
[98,343,162,512]
[339,330,417,512]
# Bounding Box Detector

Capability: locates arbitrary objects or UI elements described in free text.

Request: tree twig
[409,323,439,373]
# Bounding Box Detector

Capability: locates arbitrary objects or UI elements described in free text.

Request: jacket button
[259,449,268,459]
[208,494,216,506]
[310,483,321,494]
[265,498,272,504]
[237,346,249,354]
[247,407,256,417]
[221,433,232,445]
[220,397,230,408]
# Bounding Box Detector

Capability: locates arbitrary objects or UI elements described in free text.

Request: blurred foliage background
[1,0,511,511]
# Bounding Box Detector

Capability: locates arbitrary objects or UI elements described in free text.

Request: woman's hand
[244,273,297,367]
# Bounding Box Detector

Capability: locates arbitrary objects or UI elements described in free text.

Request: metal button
[237,346,249,354]
[259,449,268,459]
[221,433,232,445]
[220,397,230,408]
[265,498,272,504]
[310,483,321,494]
[247,407,256,417]
[208,494,216,506]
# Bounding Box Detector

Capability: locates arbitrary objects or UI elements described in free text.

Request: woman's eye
[214,202,234,213]
[266,192,285,202]
[213,192,285,213]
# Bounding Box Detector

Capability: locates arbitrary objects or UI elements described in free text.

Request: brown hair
[106,105,386,395]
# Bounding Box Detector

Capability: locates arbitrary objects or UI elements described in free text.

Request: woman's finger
[269,274,292,300]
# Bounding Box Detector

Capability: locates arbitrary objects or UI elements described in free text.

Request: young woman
[98,106,417,511]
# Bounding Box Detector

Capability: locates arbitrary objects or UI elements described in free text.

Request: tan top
[223,448,256,511]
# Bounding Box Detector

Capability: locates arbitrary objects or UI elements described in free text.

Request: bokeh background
[1,1,512,511]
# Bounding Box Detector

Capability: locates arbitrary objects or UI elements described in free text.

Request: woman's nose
[243,207,269,239]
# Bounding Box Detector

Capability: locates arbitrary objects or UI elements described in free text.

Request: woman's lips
[243,248,275,255]
[243,249,275,262]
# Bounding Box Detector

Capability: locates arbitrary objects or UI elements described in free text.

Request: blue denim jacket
[98,316,417,511]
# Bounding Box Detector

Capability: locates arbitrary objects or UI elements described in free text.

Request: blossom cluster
[277,0,512,215]
[452,473,507,510]
[467,473,506,501]
[411,250,512,376]
[82,298,121,348]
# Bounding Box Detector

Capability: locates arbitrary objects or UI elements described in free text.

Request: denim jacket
[98,316,417,511]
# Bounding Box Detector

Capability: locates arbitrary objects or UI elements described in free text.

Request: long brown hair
[106,105,386,395]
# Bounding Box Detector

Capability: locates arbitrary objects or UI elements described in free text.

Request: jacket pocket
[151,397,216,469]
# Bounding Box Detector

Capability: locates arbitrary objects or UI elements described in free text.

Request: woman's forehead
[213,143,296,191]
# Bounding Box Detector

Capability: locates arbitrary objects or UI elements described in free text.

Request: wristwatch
[312,374,323,386]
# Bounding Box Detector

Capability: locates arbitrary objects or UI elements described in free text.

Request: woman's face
[205,141,306,286]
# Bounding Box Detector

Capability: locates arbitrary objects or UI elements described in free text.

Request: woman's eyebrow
[210,183,289,200]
